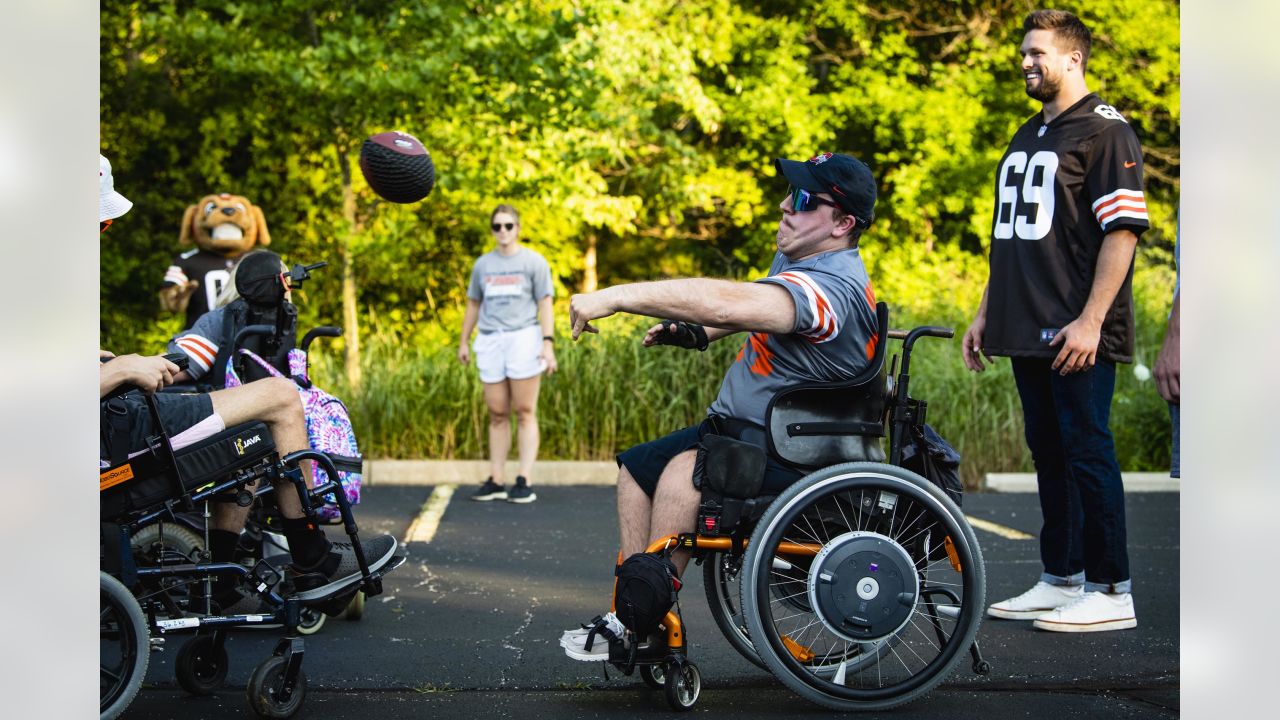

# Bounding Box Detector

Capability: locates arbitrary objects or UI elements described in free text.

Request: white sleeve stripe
[1091,188,1145,213]
[775,271,839,343]
[1100,210,1151,227]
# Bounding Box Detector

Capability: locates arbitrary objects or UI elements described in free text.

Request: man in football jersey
[962,9,1147,632]
[557,152,882,660]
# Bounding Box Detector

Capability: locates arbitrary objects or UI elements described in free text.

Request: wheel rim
[707,552,760,662]
[675,665,699,706]
[749,469,982,701]
[100,590,139,710]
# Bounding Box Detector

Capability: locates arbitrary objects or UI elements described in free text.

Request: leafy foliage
[102,0,1179,476]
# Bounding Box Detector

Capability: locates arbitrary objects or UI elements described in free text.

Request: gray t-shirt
[708,248,879,426]
[467,247,555,332]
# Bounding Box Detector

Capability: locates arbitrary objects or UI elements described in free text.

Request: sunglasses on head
[491,222,515,232]
[789,186,841,213]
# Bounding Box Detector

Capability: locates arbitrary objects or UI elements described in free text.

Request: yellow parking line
[965,515,1034,540]
[404,484,456,544]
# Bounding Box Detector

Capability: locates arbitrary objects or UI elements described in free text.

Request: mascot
[160,193,271,329]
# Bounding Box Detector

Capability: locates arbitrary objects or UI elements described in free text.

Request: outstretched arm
[569,279,793,339]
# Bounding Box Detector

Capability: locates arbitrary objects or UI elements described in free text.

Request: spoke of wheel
[101,665,123,682]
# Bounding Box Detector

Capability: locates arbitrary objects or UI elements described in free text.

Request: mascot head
[179,193,270,257]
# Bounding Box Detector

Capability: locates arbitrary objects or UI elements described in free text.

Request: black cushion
[100,421,276,520]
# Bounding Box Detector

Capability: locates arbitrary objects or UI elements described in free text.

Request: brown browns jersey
[984,93,1150,363]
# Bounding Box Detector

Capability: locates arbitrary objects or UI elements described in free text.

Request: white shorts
[474,325,546,384]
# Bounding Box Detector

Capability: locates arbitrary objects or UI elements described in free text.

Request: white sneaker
[987,581,1084,619]
[1032,591,1137,633]
[561,612,627,661]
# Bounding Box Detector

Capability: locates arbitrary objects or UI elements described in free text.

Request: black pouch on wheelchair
[615,551,682,638]
[693,434,767,536]
[900,423,963,507]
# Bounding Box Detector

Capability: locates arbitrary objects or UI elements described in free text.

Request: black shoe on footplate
[289,533,398,604]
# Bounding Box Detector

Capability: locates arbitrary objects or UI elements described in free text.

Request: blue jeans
[1011,358,1131,594]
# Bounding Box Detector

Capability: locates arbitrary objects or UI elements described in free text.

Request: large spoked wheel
[175,634,229,695]
[663,660,701,711]
[246,655,307,719]
[101,572,149,720]
[130,522,205,614]
[702,550,764,669]
[740,462,985,712]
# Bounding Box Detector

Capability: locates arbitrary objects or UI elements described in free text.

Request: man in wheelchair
[561,152,882,660]
[100,352,397,612]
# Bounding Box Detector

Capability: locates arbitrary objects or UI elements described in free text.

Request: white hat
[99,153,133,222]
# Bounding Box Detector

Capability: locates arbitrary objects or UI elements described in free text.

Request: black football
[359,131,436,203]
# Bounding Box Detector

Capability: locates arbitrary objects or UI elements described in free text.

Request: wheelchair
[99,365,404,720]
[141,259,364,634]
[607,303,989,711]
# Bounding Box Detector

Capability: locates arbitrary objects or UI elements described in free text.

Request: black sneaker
[290,533,398,603]
[506,476,537,504]
[472,477,507,501]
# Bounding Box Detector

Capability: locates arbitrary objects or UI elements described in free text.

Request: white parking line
[965,515,1035,540]
[403,484,456,544]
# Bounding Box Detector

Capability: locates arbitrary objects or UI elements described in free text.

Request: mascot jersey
[163,249,237,329]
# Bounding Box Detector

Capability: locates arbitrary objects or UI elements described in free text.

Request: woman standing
[459,204,557,503]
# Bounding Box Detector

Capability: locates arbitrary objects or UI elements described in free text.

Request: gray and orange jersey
[708,248,879,426]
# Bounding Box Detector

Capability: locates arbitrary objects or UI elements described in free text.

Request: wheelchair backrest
[209,298,298,387]
[764,302,889,469]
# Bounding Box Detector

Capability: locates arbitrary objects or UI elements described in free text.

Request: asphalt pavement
[121,484,1179,719]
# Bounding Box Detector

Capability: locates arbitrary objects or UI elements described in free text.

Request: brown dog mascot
[160,193,271,329]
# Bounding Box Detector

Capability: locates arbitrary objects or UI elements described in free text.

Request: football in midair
[358,131,436,203]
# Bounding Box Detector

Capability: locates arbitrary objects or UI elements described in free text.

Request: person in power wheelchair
[564,153,987,711]
[98,162,396,614]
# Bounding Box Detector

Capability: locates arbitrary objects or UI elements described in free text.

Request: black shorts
[100,391,215,461]
[616,417,806,498]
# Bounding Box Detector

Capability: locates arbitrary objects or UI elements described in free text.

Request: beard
[1025,69,1063,102]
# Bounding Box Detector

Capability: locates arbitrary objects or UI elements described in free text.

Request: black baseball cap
[774,152,877,227]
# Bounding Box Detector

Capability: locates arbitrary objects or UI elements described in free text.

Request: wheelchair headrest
[236,250,287,307]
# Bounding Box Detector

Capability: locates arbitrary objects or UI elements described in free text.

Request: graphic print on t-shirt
[482,274,526,299]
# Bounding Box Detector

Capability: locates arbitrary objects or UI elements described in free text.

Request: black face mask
[235,252,286,307]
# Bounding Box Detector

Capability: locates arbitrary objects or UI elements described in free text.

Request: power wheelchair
[605,303,990,711]
[99,359,405,720]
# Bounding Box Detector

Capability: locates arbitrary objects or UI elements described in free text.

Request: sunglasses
[491,222,516,232]
[789,186,840,213]
[100,219,113,234]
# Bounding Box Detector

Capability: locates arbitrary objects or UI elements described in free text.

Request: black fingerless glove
[654,320,709,351]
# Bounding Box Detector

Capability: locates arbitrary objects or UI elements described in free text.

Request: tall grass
[313,291,1174,490]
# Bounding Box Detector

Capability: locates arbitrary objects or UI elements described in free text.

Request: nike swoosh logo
[1124,161,1137,168]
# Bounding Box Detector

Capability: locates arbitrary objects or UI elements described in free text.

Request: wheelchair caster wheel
[247,655,307,719]
[663,661,700,711]
[345,591,365,621]
[639,664,664,690]
[296,607,326,636]
[175,635,228,695]
[973,660,991,675]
